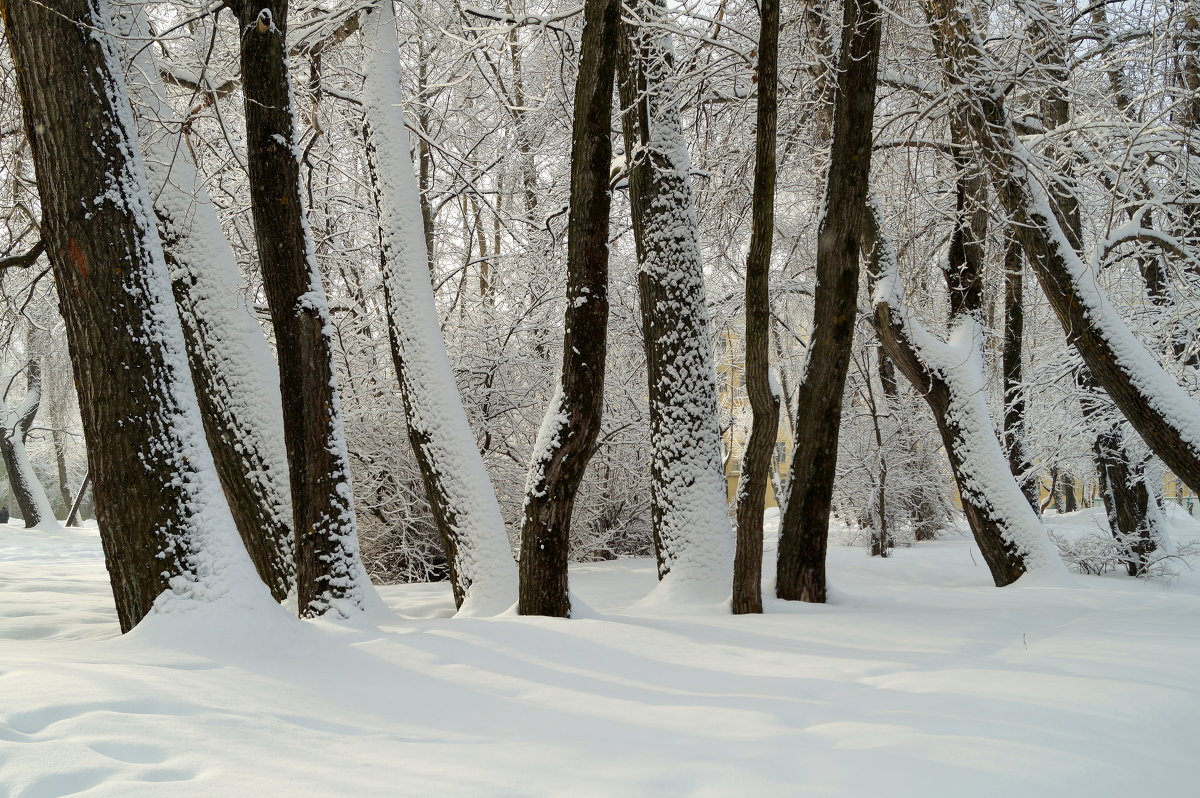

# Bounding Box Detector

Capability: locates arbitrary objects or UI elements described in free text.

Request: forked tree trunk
[776,0,883,603]
[0,355,54,527]
[866,199,1065,586]
[925,0,1200,496]
[732,0,781,615]
[618,0,732,600]
[519,0,618,617]
[360,0,517,615]
[117,4,295,602]
[229,0,367,617]
[4,0,268,631]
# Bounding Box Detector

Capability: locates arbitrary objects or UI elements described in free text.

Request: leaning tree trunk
[117,4,295,602]
[866,198,1066,586]
[1019,0,1161,570]
[925,0,1200,496]
[0,354,54,527]
[228,0,367,617]
[360,1,517,616]
[3,0,269,632]
[518,0,618,618]
[618,0,733,602]
[776,0,883,604]
[732,0,781,615]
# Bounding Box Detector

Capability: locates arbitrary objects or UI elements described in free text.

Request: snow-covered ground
[1,509,1198,797]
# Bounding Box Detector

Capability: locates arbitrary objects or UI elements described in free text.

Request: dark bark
[518,0,618,617]
[776,0,883,603]
[4,0,234,630]
[67,469,90,528]
[1001,235,1039,511]
[926,0,1200,496]
[865,204,1030,587]
[732,0,781,615]
[229,0,364,616]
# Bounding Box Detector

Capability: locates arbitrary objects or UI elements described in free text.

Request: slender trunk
[4,0,268,631]
[361,1,517,615]
[66,469,90,527]
[732,0,781,615]
[1001,234,1038,511]
[618,0,733,600]
[776,0,883,603]
[519,0,618,617]
[229,0,367,617]
[117,4,295,602]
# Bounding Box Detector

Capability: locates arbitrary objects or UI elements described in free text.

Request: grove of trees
[1,0,1197,627]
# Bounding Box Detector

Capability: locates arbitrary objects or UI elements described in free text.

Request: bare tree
[776,0,883,603]
[519,0,619,617]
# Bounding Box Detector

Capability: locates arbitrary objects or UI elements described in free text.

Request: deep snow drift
[1,509,1198,797]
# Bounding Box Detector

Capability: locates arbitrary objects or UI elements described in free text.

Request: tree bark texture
[731,0,781,615]
[229,0,366,617]
[519,0,618,617]
[618,0,733,595]
[776,0,883,603]
[4,0,264,631]
[926,0,1200,496]
[117,4,296,602]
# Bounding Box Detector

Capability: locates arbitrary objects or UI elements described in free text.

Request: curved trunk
[926,0,1200,495]
[360,2,517,615]
[4,0,269,631]
[118,5,295,602]
[0,357,54,527]
[518,0,618,617]
[732,0,781,615]
[866,199,1066,586]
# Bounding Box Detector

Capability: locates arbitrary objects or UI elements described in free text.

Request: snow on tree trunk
[867,198,1068,586]
[360,1,517,616]
[0,354,55,528]
[776,0,883,604]
[733,0,781,615]
[618,0,732,604]
[117,4,295,603]
[517,0,618,618]
[229,0,368,618]
[3,0,273,632]
[1001,235,1039,512]
[926,0,1200,496]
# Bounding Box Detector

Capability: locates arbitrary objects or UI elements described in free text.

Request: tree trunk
[1001,235,1039,511]
[776,0,883,603]
[618,0,732,601]
[228,0,367,617]
[518,0,618,618]
[117,4,295,602]
[67,469,90,528]
[866,199,1065,586]
[4,0,268,631]
[0,354,54,527]
[732,0,781,615]
[360,0,517,615]
[925,0,1200,496]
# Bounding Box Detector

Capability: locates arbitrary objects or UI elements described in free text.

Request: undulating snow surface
[2,510,1198,796]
